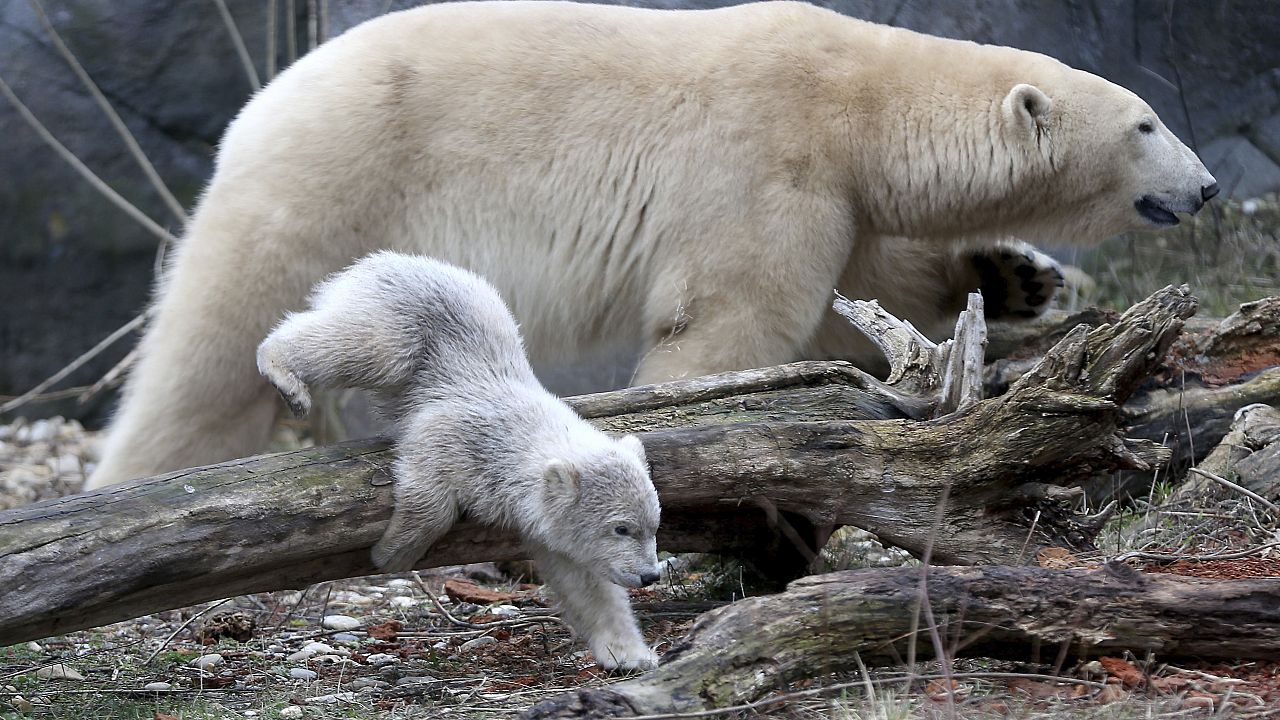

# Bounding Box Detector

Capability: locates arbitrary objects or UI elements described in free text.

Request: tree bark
[518,565,1280,719]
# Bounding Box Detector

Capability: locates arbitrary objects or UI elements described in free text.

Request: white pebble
[365,653,398,666]
[289,667,317,681]
[52,454,81,475]
[35,664,84,680]
[143,681,173,691]
[460,636,498,652]
[431,641,447,650]
[25,642,41,652]
[279,707,304,719]
[330,633,359,643]
[386,579,415,588]
[491,605,520,617]
[285,650,313,663]
[389,596,416,609]
[28,419,57,444]
[321,615,361,632]
[190,654,224,670]
[1242,198,1260,215]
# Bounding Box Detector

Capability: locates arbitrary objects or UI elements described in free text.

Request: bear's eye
[1138,121,1155,134]
[614,525,630,536]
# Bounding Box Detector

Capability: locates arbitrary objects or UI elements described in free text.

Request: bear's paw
[970,244,1065,321]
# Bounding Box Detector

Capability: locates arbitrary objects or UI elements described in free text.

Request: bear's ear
[1002,84,1052,136]
[618,434,647,464]
[543,459,581,500]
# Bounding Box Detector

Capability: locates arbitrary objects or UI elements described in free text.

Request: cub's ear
[543,459,581,500]
[1002,83,1052,135]
[618,434,647,464]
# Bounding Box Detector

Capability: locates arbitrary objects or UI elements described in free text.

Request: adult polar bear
[87,1,1216,488]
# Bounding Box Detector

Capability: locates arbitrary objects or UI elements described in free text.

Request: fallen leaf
[1098,656,1146,689]
[366,620,402,641]
[444,579,518,605]
[1036,547,1080,569]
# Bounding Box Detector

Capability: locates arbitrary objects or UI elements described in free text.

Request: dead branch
[519,565,1280,719]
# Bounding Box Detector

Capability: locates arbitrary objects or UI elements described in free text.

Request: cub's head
[540,434,661,588]
[998,69,1217,241]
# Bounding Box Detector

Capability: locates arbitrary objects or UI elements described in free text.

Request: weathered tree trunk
[519,565,1280,719]
[1173,402,1280,502]
[0,288,1199,645]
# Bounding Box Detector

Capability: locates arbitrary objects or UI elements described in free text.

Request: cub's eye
[1138,121,1154,134]
[614,525,630,536]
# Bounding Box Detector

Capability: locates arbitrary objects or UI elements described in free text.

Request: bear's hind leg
[526,543,657,671]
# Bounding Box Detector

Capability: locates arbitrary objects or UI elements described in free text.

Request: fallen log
[0,286,1198,645]
[519,565,1280,719]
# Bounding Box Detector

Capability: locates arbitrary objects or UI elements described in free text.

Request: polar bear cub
[256,252,662,670]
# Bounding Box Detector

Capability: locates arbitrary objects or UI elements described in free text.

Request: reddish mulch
[1197,345,1280,385]
[1142,556,1280,579]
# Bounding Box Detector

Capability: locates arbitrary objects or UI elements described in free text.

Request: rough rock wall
[2,0,1277,420]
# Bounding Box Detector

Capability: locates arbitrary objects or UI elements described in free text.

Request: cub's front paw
[589,634,658,672]
[370,538,423,574]
[970,244,1065,320]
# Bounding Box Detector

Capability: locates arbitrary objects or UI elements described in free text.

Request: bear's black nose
[1201,182,1220,201]
[640,571,661,587]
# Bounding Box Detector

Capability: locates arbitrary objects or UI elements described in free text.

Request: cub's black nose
[640,571,661,587]
[1202,182,1220,201]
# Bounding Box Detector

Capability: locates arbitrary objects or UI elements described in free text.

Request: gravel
[0,416,97,510]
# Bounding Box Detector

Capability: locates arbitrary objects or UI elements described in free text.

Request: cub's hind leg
[256,303,417,418]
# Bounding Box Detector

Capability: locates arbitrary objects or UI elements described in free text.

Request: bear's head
[863,49,1218,245]
[977,60,1218,243]
[540,434,662,588]
[996,70,1218,242]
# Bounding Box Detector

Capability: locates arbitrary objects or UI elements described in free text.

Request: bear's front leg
[371,459,460,573]
[526,544,657,671]
[966,240,1066,320]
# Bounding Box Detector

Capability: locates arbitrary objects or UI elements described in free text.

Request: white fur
[88,0,1215,488]
[257,252,661,671]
